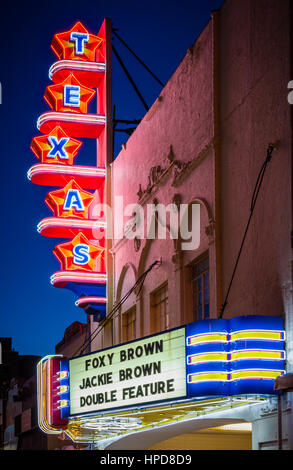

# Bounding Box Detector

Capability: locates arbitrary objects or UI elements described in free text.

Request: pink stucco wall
[219,0,291,318]
[91,0,292,351]
[105,19,216,347]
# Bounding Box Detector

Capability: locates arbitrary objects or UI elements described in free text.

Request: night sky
[0,0,225,357]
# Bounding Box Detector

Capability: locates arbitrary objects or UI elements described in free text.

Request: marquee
[37,315,285,437]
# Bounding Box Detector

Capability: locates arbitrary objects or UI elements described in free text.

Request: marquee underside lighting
[63,395,265,443]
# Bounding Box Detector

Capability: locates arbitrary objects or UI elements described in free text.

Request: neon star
[45,180,95,218]
[51,22,103,62]
[53,233,104,272]
[44,74,95,113]
[30,126,82,165]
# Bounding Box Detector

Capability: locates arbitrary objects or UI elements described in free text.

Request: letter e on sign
[64,85,80,107]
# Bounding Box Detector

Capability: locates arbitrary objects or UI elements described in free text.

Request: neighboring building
[14,374,48,450]
[55,320,90,358]
[0,338,41,450]
[1,325,89,450]
[87,0,292,450]
[0,338,18,448]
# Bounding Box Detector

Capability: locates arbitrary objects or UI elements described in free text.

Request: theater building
[35,0,292,451]
[89,0,292,450]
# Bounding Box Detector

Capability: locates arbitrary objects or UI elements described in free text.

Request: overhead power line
[112,26,165,139]
[112,29,165,88]
[219,144,277,319]
[73,260,160,357]
[112,44,149,112]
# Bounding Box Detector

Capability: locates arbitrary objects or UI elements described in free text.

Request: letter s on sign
[288,80,293,104]
[73,244,90,265]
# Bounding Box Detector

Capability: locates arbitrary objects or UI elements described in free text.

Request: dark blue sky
[0,0,225,357]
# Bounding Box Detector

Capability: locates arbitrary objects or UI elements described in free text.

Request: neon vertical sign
[28,20,112,320]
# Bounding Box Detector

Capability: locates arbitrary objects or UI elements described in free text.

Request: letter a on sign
[45,180,95,218]
[63,189,85,212]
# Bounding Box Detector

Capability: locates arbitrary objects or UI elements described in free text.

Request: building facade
[0,339,41,450]
[55,321,90,359]
[1,326,90,450]
[88,0,292,450]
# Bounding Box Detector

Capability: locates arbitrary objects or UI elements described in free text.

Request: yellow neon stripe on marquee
[231,350,283,361]
[188,352,228,364]
[188,332,228,346]
[230,370,282,380]
[188,372,228,383]
[230,330,283,342]
[188,369,283,383]
[188,330,284,347]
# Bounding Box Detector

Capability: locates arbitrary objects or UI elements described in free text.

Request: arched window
[150,282,169,334]
[122,306,136,342]
[191,252,209,321]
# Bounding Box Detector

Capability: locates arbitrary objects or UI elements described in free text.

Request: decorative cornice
[171,139,215,187]
[111,142,216,254]
[136,145,188,204]
[137,140,215,203]
[137,163,169,204]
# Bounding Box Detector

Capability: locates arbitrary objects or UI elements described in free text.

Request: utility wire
[112,44,149,112]
[112,29,165,88]
[77,261,158,355]
[81,272,148,355]
[219,144,276,319]
[72,260,160,357]
[111,27,164,141]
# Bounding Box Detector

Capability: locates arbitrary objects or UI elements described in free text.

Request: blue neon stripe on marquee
[186,316,285,397]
